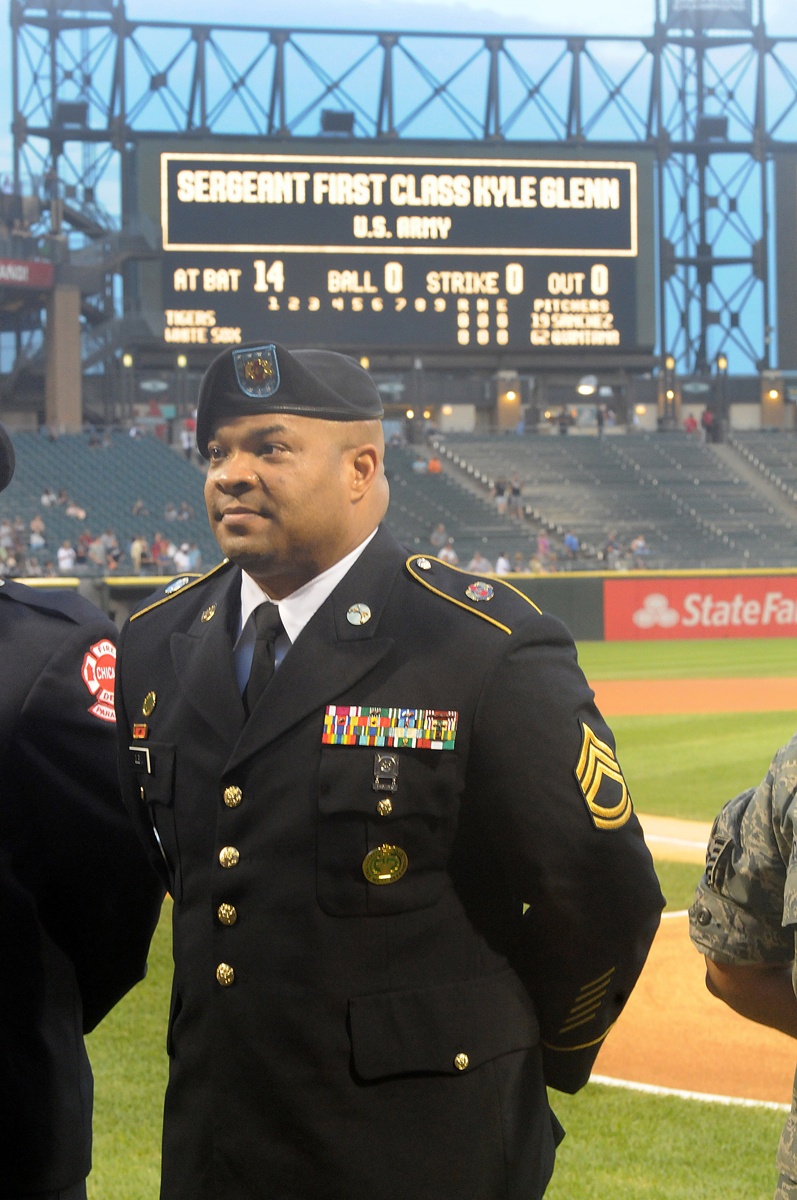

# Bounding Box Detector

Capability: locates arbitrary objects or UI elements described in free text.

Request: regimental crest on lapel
[574,722,632,830]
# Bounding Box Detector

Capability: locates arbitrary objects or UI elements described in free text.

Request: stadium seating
[432,431,797,569]
[0,431,219,573]
[384,444,542,567]
[3,427,797,577]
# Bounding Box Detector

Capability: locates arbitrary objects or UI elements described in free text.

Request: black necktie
[242,603,283,716]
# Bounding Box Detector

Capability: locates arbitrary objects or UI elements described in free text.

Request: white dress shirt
[233,529,378,693]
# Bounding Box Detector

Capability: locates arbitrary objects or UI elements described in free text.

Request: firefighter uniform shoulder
[0,578,106,627]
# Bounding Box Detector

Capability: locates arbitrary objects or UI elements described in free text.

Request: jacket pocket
[130,742,181,899]
[348,969,540,1080]
[317,745,461,917]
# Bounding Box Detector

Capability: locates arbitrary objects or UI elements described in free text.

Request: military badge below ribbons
[323,706,458,750]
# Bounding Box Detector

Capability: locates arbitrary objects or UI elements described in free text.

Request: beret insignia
[233,344,280,398]
[575,722,632,830]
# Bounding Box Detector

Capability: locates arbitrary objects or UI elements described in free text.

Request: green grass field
[84,638,797,1198]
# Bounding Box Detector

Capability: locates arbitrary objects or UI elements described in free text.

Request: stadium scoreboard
[137,142,655,359]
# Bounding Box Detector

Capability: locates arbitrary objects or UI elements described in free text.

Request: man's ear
[350,445,380,496]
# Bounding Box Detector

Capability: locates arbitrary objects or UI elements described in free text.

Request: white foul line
[590,1074,790,1112]
[646,834,708,850]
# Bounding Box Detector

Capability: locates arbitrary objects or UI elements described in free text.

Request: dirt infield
[593,676,797,717]
[592,675,797,1106]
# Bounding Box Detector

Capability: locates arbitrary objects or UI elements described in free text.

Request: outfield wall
[512,569,797,642]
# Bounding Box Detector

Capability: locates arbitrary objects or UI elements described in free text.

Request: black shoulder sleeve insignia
[405,554,541,635]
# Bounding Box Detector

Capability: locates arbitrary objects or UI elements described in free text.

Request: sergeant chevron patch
[575,723,632,830]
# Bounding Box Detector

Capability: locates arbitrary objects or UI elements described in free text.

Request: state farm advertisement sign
[604,576,797,639]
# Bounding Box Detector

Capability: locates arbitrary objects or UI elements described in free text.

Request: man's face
[204,411,373,598]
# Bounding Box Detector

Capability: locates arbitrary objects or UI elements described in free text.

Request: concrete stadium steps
[432,432,797,569]
[383,445,540,566]
[0,431,219,570]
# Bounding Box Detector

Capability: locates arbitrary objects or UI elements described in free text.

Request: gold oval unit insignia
[142,691,157,717]
[362,843,408,885]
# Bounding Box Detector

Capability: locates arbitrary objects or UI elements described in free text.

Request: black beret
[0,423,15,494]
[196,342,384,458]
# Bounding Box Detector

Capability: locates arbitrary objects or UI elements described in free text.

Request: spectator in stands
[177,501,194,521]
[494,551,512,576]
[42,559,57,577]
[164,502,179,522]
[508,474,524,519]
[701,407,715,443]
[438,537,459,565]
[29,513,46,546]
[23,555,42,577]
[427,455,442,474]
[537,531,552,564]
[129,535,149,576]
[563,531,580,561]
[512,551,527,573]
[430,521,448,550]
[630,534,651,567]
[0,518,13,552]
[55,488,69,507]
[57,540,76,573]
[492,478,509,516]
[180,423,195,462]
[131,497,148,517]
[0,552,19,577]
[528,553,548,574]
[466,549,494,574]
[88,536,108,572]
[186,542,202,572]
[151,531,176,573]
[411,456,427,474]
[65,499,87,521]
[684,413,699,436]
[602,531,622,570]
[100,529,120,564]
[40,486,57,508]
[173,543,192,573]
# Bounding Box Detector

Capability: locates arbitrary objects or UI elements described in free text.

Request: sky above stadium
[1,0,797,177]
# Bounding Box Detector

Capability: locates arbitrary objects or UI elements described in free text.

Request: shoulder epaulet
[405,554,541,634]
[130,559,232,621]
[0,578,103,625]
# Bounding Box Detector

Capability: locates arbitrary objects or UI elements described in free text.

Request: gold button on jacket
[223,785,242,808]
[216,963,235,987]
[219,846,240,869]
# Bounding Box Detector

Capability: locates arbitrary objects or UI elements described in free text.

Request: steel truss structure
[9,0,797,376]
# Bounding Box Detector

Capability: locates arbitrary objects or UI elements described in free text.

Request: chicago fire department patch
[81,639,117,723]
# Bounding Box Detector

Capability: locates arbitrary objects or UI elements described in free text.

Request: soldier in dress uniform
[0,423,163,1200]
[690,736,797,1199]
[115,342,664,1200]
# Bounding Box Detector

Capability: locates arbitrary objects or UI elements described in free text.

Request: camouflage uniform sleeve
[689,735,797,966]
